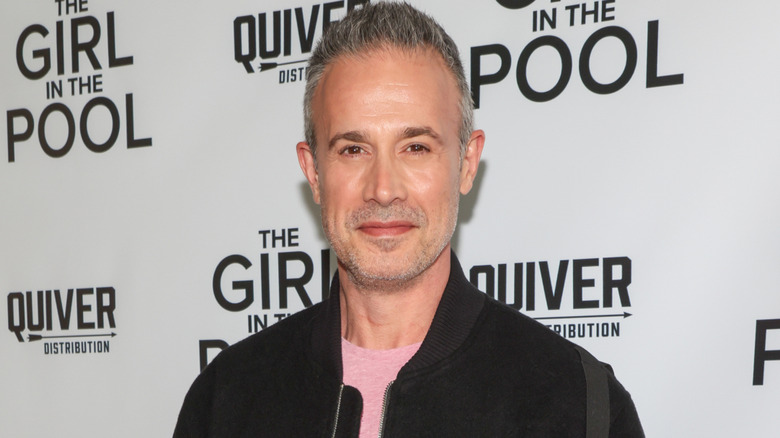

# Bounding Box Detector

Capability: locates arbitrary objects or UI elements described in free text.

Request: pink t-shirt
[341,338,422,438]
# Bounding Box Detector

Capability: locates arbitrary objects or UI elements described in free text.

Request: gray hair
[303,1,473,159]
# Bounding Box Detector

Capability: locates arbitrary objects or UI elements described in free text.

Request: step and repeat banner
[2,0,779,436]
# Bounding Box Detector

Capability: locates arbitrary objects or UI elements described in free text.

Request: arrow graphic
[533,312,632,321]
[258,59,308,72]
[28,332,117,342]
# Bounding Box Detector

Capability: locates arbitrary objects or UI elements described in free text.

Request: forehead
[311,47,461,143]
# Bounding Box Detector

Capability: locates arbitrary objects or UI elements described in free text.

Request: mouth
[357,221,416,237]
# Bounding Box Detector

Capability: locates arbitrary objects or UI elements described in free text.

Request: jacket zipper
[377,380,394,438]
[330,383,345,438]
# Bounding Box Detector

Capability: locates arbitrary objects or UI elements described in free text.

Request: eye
[339,145,365,155]
[405,143,429,154]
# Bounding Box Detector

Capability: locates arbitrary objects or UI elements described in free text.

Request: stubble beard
[322,198,459,294]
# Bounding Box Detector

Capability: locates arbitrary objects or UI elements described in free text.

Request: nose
[362,152,407,206]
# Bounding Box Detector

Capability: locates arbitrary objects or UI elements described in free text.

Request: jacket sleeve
[574,344,645,438]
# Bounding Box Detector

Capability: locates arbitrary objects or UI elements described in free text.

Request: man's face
[298,47,483,290]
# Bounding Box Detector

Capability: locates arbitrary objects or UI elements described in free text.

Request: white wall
[2,0,779,436]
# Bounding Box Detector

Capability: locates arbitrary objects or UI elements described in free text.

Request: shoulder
[474,297,631,394]
[207,302,323,377]
[180,303,325,407]
[477,296,583,364]
[477,298,643,435]
[173,303,327,437]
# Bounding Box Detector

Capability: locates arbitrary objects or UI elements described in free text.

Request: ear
[459,130,485,195]
[297,141,321,204]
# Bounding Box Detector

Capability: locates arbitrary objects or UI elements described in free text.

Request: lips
[357,221,416,237]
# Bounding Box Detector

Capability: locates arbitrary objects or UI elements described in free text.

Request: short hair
[303,1,473,159]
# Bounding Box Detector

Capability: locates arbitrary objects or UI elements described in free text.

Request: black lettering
[271,229,286,247]
[533,9,557,32]
[296,6,320,53]
[234,16,256,73]
[213,255,254,311]
[260,253,271,309]
[56,21,64,75]
[283,10,292,57]
[646,20,684,88]
[76,287,95,329]
[288,228,300,246]
[573,258,599,309]
[753,319,780,385]
[55,289,74,330]
[45,290,53,330]
[6,109,34,162]
[16,24,51,79]
[71,16,102,73]
[7,293,25,342]
[603,257,631,307]
[38,102,76,158]
[199,339,229,371]
[580,1,599,25]
[126,93,153,148]
[250,314,268,332]
[81,96,120,152]
[497,264,507,304]
[258,230,270,247]
[278,251,314,308]
[579,26,637,94]
[106,12,133,67]
[95,287,116,329]
[25,291,45,331]
[470,44,511,109]
[526,262,536,311]
[517,36,572,102]
[601,0,616,22]
[540,260,568,310]
[258,11,281,58]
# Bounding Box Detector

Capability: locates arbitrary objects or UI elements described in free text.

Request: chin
[341,243,446,291]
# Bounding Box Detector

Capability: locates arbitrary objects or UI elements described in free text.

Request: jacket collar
[310,251,486,379]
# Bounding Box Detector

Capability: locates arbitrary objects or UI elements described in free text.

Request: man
[174,2,644,437]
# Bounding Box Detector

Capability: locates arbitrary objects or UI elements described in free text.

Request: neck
[339,246,451,350]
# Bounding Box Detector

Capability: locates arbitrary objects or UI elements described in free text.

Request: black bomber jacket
[174,253,644,437]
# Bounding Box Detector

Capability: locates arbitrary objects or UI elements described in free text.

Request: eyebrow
[327,126,441,149]
[402,126,441,142]
[328,131,368,149]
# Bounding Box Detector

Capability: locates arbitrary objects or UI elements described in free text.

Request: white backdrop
[2,0,779,436]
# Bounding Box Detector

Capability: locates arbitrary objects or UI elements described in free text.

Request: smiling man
[174,3,643,437]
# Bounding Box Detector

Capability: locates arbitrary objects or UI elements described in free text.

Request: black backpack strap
[574,345,611,438]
